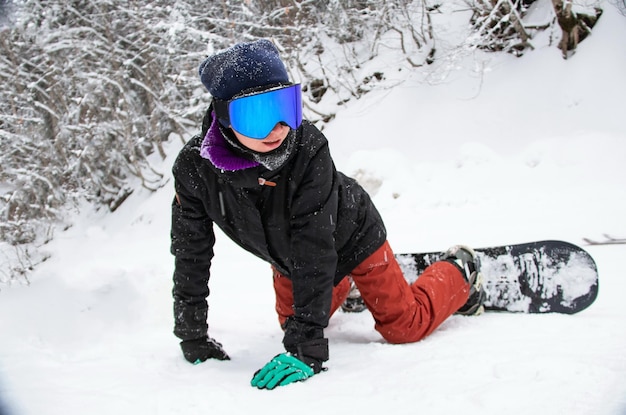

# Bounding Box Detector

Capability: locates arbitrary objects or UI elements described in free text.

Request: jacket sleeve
[283,138,338,358]
[170,143,215,342]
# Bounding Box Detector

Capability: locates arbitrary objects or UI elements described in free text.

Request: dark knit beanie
[199,39,290,100]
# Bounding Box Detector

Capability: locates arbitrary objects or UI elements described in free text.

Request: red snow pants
[273,240,470,344]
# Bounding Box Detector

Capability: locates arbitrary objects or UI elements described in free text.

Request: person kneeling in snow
[170,39,485,390]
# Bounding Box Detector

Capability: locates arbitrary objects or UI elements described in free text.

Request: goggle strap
[213,99,230,126]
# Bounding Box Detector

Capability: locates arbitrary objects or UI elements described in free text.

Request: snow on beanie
[199,39,290,100]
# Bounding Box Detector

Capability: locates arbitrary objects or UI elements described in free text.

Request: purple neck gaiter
[200,113,260,171]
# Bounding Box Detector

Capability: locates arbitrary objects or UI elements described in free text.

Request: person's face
[232,123,290,153]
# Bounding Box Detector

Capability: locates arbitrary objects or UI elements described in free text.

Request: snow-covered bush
[0,0,607,280]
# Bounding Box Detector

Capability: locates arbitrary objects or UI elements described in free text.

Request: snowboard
[395,240,598,314]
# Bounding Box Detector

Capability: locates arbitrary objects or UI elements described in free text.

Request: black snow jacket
[171,109,386,362]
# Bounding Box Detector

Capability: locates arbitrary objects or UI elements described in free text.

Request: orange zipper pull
[258,178,277,187]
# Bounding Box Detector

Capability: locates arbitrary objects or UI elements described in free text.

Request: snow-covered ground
[2,4,626,415]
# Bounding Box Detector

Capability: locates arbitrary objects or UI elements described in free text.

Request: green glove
[251,353,315,390]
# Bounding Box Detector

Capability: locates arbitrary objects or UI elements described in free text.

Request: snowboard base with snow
[396,240,598,314]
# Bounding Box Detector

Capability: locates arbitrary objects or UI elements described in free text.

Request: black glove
[180,336,230,364]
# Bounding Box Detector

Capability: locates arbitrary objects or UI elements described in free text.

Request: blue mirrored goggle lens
[228,84,302,139]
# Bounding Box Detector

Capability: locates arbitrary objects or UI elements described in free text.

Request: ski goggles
[213,84,303,139]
